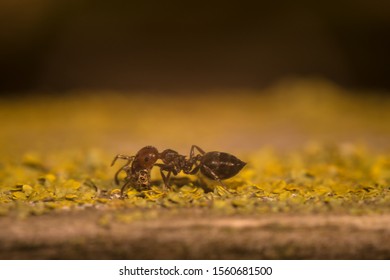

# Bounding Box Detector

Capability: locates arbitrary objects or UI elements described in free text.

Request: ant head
[135,146,159,168]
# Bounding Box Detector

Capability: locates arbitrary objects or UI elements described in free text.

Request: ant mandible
[111,145,246,196]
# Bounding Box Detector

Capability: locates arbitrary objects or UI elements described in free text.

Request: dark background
[1,0,390,93]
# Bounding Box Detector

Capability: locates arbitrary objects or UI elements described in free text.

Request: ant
[111,145,246,196]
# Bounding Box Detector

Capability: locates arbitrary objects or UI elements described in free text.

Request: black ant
[111,145,246,196]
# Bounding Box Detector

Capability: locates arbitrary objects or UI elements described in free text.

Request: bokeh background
[1,0,390,157]
[1,0,390,93]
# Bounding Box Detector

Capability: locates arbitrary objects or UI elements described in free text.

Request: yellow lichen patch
[1,83,390,220]
[1,143,390,219]
[12,191,27,201]
[22,184,34,197]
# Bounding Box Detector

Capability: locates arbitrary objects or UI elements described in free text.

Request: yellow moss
[63,180,82,190]
[12,192,27,200]
[1,84,390,218]
[22,185,34,197]
[65,194,78,200]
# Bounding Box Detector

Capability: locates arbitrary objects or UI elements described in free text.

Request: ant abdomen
[200,152,246,180]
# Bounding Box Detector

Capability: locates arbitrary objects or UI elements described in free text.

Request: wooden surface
[1,210,390,259]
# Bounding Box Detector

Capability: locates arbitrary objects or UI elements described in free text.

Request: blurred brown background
[1,0,390,94]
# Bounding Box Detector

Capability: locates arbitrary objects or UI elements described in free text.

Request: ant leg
[111,154,134,167]
[111,155,134,185]
[187,163,201,175]
[190,145,205,158]
[184,146,204,173]
[114,163,131,185]
[160,170,171,191]
[155,163,173,191]
[120,180,133,198]
[201,165,228,188]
